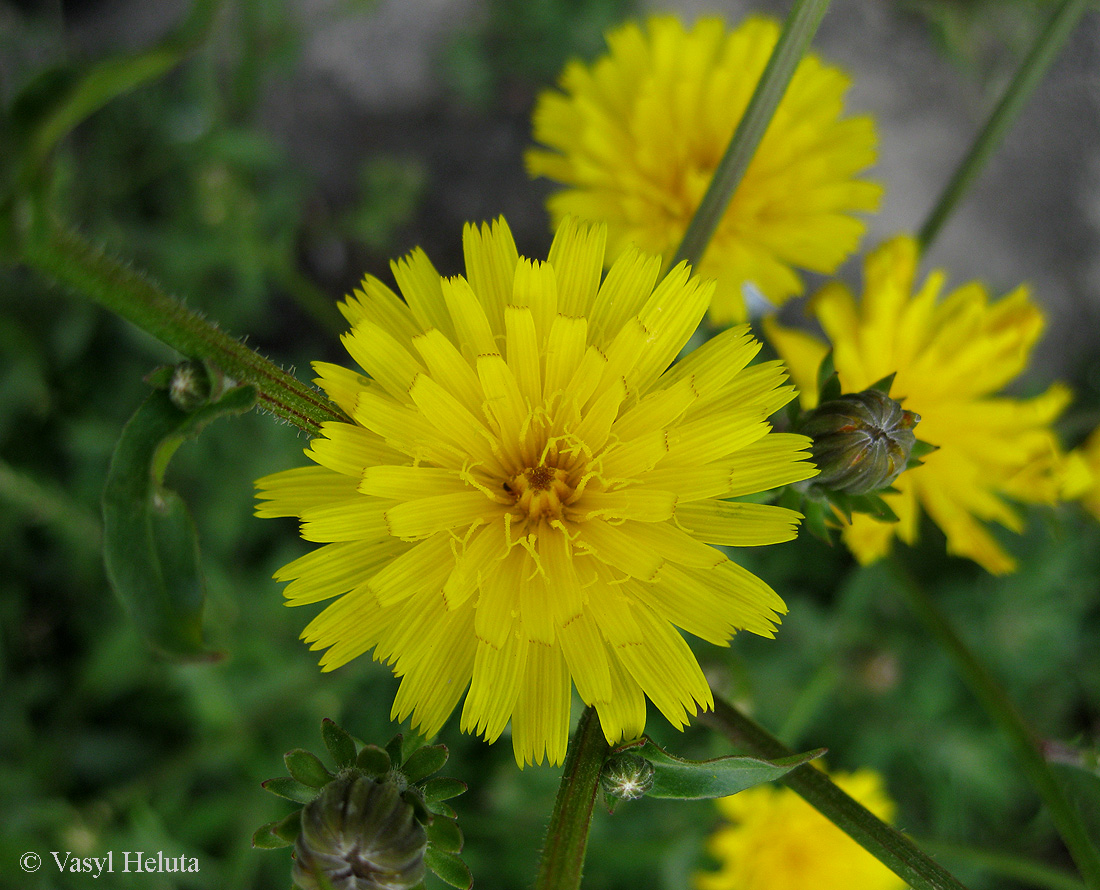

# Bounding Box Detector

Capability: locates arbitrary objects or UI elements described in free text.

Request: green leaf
[426,800,457,819]
[356,744,391,776]
[284,749,333,789]
[261,776,318,805]
[321,718,358,770]
[6,0,221,190]
[251,820,292,849]
[101,385,255,658]
[251,811,301,848]
[421,777,467,803]
[910,439,939,460]
[402,745,448,783]
[424,848,473,890]
[617,739,824,800]
[427,816,464,854]
[816,351,841,403]
[385,734,405,768]
[868,372,897,395]
[848,493,899,524]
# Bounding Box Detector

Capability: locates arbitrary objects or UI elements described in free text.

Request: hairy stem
[21,222,345,435]
[701,695,971,890]
[534,707,610,890]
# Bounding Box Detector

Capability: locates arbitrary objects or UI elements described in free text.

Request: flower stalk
[20,221,345,436]
[534,707,610,890]
[670,0,832,271]
[917,0,1092,252]
[700,695,972,890]
[889,558,1100,890]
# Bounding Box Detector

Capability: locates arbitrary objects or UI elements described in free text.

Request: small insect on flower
[257,216,816,766]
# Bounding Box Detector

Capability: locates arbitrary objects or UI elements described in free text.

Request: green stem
[914,837,1088,890]
[889,559,1100,890]
[701,695,971,890]
[671,0,832,270]
[917,0,1092,252]
[534,707,610,890]
[21,222,346,435]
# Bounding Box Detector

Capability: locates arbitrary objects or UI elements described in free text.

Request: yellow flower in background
[1066,427,1100,521]
[526,15,882,324]
[766,235,1070,575]
[257,217,816,766]
[695,770,905,890]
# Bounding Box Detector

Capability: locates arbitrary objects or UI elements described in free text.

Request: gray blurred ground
[58,0,1100,385]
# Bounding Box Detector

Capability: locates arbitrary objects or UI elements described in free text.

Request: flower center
[508,465,574,522]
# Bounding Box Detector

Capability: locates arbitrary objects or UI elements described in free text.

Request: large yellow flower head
[257,217,816,766]
[525,15,882,325]
[766,235,1071,575]
[695,770,905,890]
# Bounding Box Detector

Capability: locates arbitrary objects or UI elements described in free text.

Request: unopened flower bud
[600,753,655,801]
[800,389,920,495]
[168,360,213,412]
[292,774,427,890]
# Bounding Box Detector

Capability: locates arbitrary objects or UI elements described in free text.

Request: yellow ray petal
[255,466,361,518]
[391,247,454,340]
[675,500,802,546]
[511,641,571,766]
[464,217,519,338]
[385,490,500,540]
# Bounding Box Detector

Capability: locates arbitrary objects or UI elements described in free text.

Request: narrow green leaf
[321,718,358,769]
[426,800,457,819]
[422,777,467,803]
[385,734,405,768]
[261,776,318,805]
[252,811,301,849]
[424,848,473,890]
[816,351,840,403]
[427,816,464,854]
[8,0,221,188]
[848,493,899,524]
[868,372,897,395]
[402,745,449,783]
[101,385,255,658]
[618,739,823,800]
[356,744,391,776]
[284,749,333,789]
[251,820,292,850]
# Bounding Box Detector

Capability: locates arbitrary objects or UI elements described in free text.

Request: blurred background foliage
[1,0,1099,888]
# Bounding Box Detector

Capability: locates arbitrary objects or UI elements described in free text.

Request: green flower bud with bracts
[293,774,427,890]
[254,719,472,890]
[600,753,655,803]
[799,387,920,496]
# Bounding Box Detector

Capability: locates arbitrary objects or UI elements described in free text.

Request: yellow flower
[1066,427,1100,521]
[525,14,882,324]
[766,235,1071,575]
[695,770,905,890]
[257,217,816,766]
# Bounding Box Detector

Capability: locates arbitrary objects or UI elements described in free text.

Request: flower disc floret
[257,216,816,766]
[526,15,882,323]
[766,235,1070,574]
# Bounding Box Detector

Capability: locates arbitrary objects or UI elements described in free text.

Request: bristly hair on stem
[534,707,610,890]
